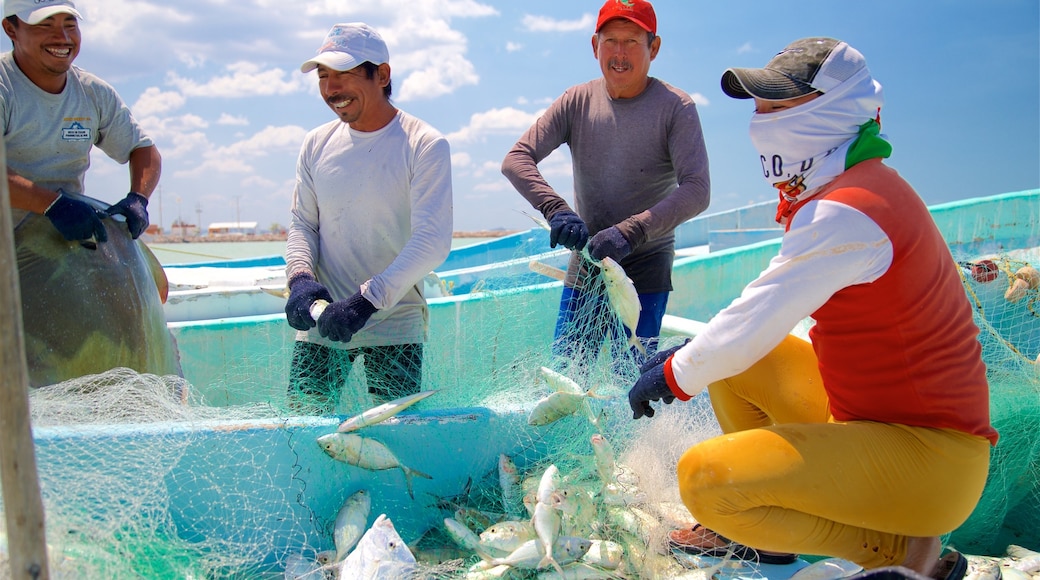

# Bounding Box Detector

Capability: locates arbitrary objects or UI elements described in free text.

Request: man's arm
[501,95,573,220]
[127,145,161,200]
[7,170,60,214]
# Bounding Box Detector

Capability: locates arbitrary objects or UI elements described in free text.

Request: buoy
[969,259,999,283]
[1005,266,1039,302]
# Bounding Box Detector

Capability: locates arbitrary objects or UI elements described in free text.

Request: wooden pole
[0,135,50,577]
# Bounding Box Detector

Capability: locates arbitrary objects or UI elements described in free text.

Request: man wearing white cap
[2,0,160,243]
[284,23,453,412]
[628,38,993,580]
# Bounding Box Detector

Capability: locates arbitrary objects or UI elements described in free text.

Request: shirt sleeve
[500,94,572,219]
[361,134,454,309]
[285,139,320,280]
[668,198,893,397]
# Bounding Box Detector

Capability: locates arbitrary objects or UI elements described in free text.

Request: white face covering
[748,67,885,223]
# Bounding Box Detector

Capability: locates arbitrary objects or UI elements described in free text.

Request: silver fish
[283,553,324,580]
[590,434,617,486]
[534,465,563,572]
[581,539,624,571]
[599,256,645,355]
[539,366,583,395]
[333,489,371,562]
[485,537,592,570]
[528,386,608,427]
[337,513,416,579]
[480,520,536,553]
[336,390,438,433]
[499,453,525,520]
[317,432,432,499]
[443,517,486,554]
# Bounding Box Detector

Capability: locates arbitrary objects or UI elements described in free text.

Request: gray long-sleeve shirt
[502,77,710,293]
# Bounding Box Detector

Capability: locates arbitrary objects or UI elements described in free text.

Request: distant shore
[145,230,519,244]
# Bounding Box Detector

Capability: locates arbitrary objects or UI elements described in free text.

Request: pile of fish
[283,490,418,579]
[435,431,702,579]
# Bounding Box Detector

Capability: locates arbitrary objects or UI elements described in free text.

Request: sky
[8,0,1037,233]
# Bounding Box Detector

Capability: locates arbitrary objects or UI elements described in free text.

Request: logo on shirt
[61,121,91,141]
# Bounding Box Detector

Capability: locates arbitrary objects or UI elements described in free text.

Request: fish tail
[628,334,644,357]
[401,465,433,499]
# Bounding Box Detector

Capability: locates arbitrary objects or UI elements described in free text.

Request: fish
[534,465,563,573]
[443,517,487,554]
[480,520,537,554]
[581,539,624,571]
[788,557,863,580]
[317,432,432,499]
[599,256,645,356]
[536,561,623,579]
[590,434,617,486]
[333,489,371,562]
[483,537,592,570]
[528,386,607,426]
[336,513,416,579]
[283,552,325,580]
[499,454,525,520]
[15,193,181,387]
[539,366,583,395]
[337,390,438,433]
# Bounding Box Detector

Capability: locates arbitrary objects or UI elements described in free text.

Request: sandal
[668,523,799,565]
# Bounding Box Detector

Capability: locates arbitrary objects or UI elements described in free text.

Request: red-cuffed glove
[628,340,690,419]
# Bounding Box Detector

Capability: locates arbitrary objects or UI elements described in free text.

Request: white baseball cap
[300,23,389,73]
[4,0,82,25]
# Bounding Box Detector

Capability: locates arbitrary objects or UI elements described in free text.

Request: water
[148,238,491,266]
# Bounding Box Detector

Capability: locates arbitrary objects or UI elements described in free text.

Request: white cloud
[217,114,250,126]
[446,107,544,144]
[175,125,308,178]
[506,41,523,52]
[690,92,710,107]
[166,62,304,98]
[451,152,473,168]
[132,87,185,117]
[737,42,754,55]
[522,13,596,33]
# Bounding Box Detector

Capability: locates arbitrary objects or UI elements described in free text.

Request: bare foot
[902,536,942,576]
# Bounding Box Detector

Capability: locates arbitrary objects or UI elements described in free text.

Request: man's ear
[377,63,391,88]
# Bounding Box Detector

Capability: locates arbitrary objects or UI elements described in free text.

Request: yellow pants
[677,335,991,568]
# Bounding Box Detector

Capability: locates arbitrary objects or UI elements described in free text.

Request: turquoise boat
[12,190,1039,578]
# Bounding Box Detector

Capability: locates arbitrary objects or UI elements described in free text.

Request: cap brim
[721,68,817,100]
[300,52,363,74]
[23,6,82,25]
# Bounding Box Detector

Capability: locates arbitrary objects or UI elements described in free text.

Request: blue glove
[547,210,589,251]
[318,291,378,343]
[44,192,108,243]
[588,226,632,262]
[628,340,689,419]
[105,192,149,239]
[285,272,333,331]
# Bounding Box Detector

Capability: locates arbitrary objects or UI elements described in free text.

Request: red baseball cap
[596,0,657,34]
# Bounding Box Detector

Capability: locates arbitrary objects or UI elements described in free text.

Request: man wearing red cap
[502,0,710,372]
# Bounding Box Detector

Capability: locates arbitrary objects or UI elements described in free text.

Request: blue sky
[9,0,1037,233]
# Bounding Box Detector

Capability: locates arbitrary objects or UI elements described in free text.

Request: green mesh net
[1,190,1037,578]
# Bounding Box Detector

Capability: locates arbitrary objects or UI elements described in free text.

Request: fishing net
[1,191,1038,579]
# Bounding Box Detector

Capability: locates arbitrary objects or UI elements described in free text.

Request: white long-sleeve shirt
[286,110,453,349]
[670,197,892,394]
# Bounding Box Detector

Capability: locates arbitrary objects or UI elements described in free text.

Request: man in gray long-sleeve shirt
[501,0,710,369]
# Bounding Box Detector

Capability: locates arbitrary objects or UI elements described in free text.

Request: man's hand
[44,193,108,243]
[588,226,632,262]
[285,273,333,330]
[317,291,378,343]
[628,340,689,419]
[547,210,589,251]
[105,192,150,239]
